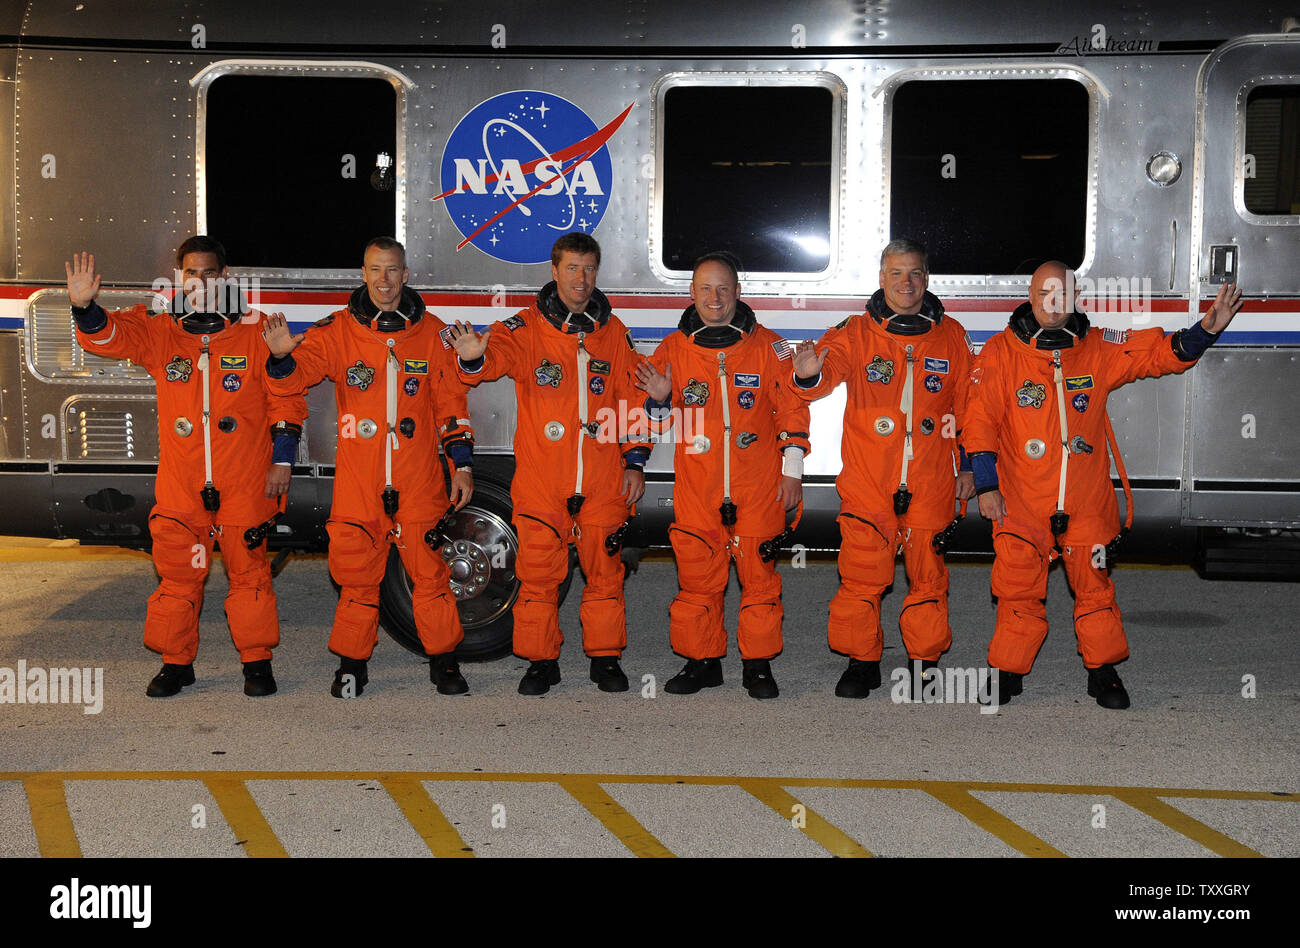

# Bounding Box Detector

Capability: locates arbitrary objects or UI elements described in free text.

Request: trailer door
[1186,34,1300,528]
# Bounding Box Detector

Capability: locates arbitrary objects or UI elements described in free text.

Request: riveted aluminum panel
[1188,347,1300,483]
[1104,371,1187,479]
[13,2,1292,51]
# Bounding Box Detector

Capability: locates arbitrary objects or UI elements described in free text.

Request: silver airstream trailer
[2,2,1297,657]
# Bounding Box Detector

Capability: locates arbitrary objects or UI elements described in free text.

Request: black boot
[1087,663,1130,710]
[834,659,881,699]
[664,658,724,695]
[430,652,468,695]
[242,659,277,697]
[909,659,939,702]
[330,657,369,699]
[146,662,195,698]
[519,659,561,696]
[742,659,779,700]
[992,668,1023,705]
[589,656,629,693]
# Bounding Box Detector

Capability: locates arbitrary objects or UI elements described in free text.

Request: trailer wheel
[377,477,574,661]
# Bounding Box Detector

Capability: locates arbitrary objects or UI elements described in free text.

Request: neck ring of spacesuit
[537,280,612,335]
[167,289,245,335]
[349,284,426,333]
[1009,300,1091,349]
[679,300,757,349]
[866,289,945,335]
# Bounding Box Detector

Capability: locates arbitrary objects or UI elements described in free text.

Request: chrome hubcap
[419,505,520,629]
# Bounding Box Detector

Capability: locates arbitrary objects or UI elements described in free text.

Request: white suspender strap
[899,343,915,489]
[719,351,732,504]
[575,333,590,499]
[1052,351,1069,515]
[386,341,399,490]
[198,337,214,489]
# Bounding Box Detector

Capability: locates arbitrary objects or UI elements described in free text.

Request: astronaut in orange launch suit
[787,240,976,699]
[262,237,475,698]
[636,253,809,700]
[447,233,649,696]
[965,261,1243,708]
[69,237,306,698]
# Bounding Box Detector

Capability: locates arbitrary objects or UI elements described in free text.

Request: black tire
[377,474,575,661]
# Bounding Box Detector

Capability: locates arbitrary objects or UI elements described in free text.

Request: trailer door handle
[1169,219,1177,290]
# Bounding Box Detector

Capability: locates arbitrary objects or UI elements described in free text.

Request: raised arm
[67,251,155,363]
[449,318,523,385]
[786,319,856,401]
[1108,283,1245,388]
[262,312,331,396]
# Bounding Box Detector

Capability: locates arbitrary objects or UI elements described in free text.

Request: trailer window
[889,79,1089,274]
[1244,85,1300,216]
[204,75,397,270]
[659,85,834,275]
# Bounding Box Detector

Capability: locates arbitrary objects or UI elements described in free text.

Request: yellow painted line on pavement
[202,775,289,859]
[925,785,1067,858]
[3,772,1293,859]
[739,778,873,857]
[380,776,475,858]
[556,776,675,858]
[772,777,1300,802]
[3,772,1296,802]
[22,775,82,858]
[1113,790,1264,858]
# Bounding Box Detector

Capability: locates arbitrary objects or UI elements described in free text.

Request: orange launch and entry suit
[784,293,973,663]
[74,303,306,665]
[265,287,475,661]
[646,301,810,661]
[457,285,649,662]
[964,308,1205,674]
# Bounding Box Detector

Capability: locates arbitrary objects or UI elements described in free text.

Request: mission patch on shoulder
[314,314,335,327]
[1102,327,1130,344]
[503,314,526,331]
[833,315,853,331]
[626,330,636,350]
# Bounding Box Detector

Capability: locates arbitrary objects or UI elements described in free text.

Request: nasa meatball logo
[589,375,605,396]
[436,91,634,264]
[222,373,241,392]
[737,390,755,410]
[924,373,943,393]
[1072,392,1089,413]
[404,377,420,397]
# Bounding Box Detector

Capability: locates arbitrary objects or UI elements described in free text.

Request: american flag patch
[1102,328,1130,345]
[438,326,454,349]
[771,338,793,361]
